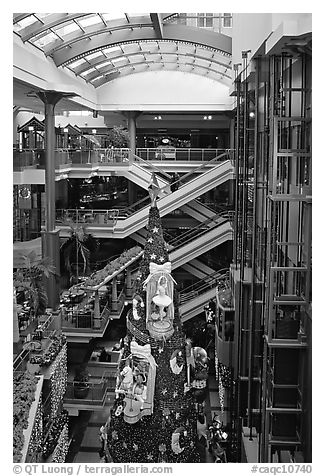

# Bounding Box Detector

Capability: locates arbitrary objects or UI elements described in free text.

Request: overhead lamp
[92,129,97,134]
[63,128,69,133]
[203,116,207,120]
[249,111,255,119]
[28,126,34,131]
[208,115,212,120]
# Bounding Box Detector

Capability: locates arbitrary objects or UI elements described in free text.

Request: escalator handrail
[179,269,230,301]
[168,212,232,251]
[132,153,172,181]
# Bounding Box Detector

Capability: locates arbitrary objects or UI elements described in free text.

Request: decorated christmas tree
[107,174,209,463]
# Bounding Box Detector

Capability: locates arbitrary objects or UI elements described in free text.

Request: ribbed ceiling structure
[13,13,232,88]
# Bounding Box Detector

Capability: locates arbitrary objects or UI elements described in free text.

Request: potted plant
[13,251,56,317]
[73,365,90,399]
[107,126,129,162]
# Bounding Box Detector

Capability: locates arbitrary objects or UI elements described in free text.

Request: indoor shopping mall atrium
[12,12,312,466]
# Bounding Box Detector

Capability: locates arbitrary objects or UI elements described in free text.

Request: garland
[83,246,142,287]
[43,411,69,461]
[49,344,68,418]
[51,423,69,463]
[27,399,43,461]
[13,372,39,462]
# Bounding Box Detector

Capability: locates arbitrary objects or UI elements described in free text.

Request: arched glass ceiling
[13,13,232,88]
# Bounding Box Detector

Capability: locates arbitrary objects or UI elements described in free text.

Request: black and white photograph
[9,5,315,473]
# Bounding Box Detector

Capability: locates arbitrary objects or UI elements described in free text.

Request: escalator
[57,152,234,238]
[178,269,229,322]
[169,216,232,269]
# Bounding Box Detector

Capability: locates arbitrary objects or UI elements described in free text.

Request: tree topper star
[147,237,153,243]
[152,227,159,233]
[162,388,168,395]
[159,257,165,262]
[150,253,157,259]
[147,454,153,461]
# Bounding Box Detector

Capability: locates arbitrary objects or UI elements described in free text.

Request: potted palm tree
[60,225,98,285]
[73,365,90,399]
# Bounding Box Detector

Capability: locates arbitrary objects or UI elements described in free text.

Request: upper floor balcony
[13,147,233,176]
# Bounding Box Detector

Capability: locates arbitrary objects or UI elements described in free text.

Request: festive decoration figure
[118,358,133,392]
[171,427,186,454]
[170,349,184,375]
[132,294,144,321]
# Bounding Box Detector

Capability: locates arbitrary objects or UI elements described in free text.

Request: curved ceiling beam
[87,61,232,83]
[93,64,231,88]
[44,17,153,56]
[19,13,89,42]
[73,48,231,76]
[52,23,231,66]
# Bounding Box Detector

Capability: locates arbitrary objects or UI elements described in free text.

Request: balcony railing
[64,372,116,404]
[13,147,234,171]
[136,147,230,162]
[56,208,119,227]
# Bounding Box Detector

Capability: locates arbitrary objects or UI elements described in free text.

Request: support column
[125,268,132,299]
[37,91,76,310]
[93,290,101,329]
[125,111,141,160]
[111,277,118,312]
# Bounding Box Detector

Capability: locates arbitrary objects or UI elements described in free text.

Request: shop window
[197,13,213,28]
[223,13,232,28]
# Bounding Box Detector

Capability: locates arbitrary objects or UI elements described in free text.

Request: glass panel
[69,58,86,69]
[85,51,103,61]
[78,15,102,28]
[80,68,96,76]
[102,13,125,22]
[103,46,122,55]
[97,61,113,69]
[111,57,128,66]
[13,15,38,32]
[32,31,59,48]
[223,13,232,28]
[54,22,80,37]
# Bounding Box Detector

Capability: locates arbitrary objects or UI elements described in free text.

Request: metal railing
[56,209,119,227]
[136,148,228,162]
[64,372,116,403]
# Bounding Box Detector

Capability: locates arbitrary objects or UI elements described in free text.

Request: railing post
[111,277,118,312]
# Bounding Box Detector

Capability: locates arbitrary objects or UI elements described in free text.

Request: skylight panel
[54,22,80,37]
[102,13,124,22]
[97,61,113,69]
[81,68,96,76]
[32,31,59,48]
[69,58,86,69]
[13,15,38,33]
[103,46,121,55]
[90,75,104,82]
[85,51,103,61]
[78,15,102,28]
[111,57,128,66]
